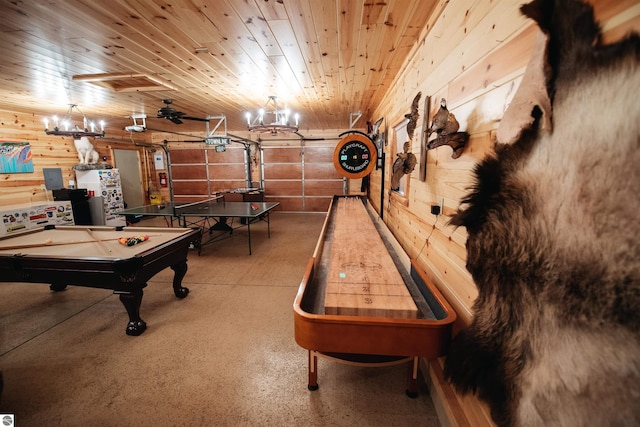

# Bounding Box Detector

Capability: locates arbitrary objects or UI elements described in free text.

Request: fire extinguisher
[159,172,167,188]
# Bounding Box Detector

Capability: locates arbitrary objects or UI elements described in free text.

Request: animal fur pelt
[496,29,552,144]
[444,0,640,426]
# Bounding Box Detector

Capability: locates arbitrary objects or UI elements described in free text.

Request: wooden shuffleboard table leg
[308,350,319,391]
[405,356,420,398]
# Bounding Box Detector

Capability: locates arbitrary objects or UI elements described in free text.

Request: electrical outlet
[439,197,444,215]
[40,184,47,190]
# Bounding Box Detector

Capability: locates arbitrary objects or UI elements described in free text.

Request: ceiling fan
[157,99,208,124]
[157,99,186,124]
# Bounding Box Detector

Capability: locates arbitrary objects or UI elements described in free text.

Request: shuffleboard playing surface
[324,197,418,318]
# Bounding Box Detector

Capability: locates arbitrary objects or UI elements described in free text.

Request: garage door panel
[266,197,302,211]
[305,163,342,179]
[264,163,302,179]
[171,165,208,180]
[304,197,333,212]
[207,147,245,163]
[210,181,247,193]
[264,180,303,195]
[170,149,206,163]
[305,180,344,195]
[172,181,210,195]
[262,147,301,163]
[208,164,246,179]
[305,147,334,162]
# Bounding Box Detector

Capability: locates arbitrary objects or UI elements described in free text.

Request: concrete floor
[0,213,441,427]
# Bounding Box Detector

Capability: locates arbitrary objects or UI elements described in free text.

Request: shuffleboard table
[294,196,456,396]
[0,225,201,336]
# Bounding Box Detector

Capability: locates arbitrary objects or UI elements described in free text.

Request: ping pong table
[117,199,279,255]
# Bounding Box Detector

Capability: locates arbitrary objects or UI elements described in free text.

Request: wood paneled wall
[366,0,640,425]
[0,110,152,207]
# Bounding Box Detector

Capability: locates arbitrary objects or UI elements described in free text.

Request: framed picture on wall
[0,141,34,173]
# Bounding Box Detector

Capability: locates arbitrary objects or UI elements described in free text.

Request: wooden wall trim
[426,358,495,427]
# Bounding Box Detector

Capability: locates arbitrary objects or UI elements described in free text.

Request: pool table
[0,225,201,336]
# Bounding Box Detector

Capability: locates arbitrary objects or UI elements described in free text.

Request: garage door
[262,144,343,212]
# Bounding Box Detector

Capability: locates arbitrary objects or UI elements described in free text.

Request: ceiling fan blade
[170,117,183,124]
[183,116,209,122]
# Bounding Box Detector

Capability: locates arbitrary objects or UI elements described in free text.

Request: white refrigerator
[75,169,126,226]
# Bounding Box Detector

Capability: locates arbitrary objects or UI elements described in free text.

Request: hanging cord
[416,214,439,259]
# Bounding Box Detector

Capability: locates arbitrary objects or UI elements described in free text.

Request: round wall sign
[332,133,377,179]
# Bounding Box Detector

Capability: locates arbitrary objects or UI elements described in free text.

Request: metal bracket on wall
[349,112,362,129]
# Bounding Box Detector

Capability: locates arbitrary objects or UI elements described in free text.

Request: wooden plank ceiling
[0,0,438,134]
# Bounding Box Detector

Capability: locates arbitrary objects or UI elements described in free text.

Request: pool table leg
[116,289,147,336]
[171,261,190,298]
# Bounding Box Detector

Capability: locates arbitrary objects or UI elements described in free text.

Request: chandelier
[43,104,105,138]
[245,96,299,134]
